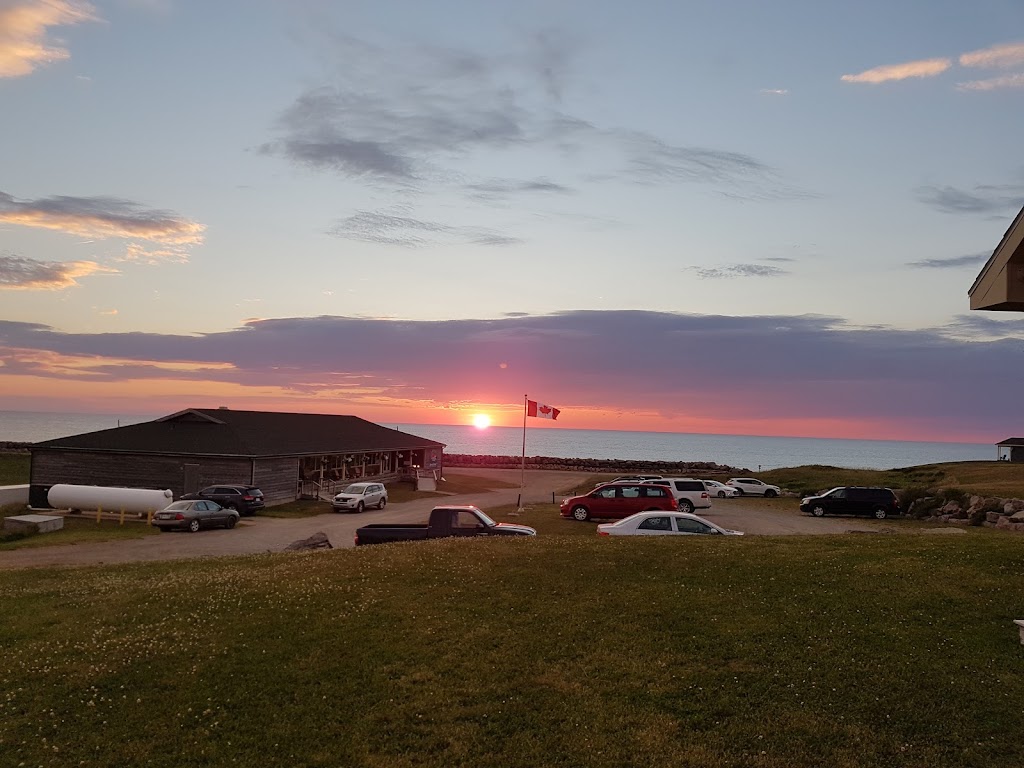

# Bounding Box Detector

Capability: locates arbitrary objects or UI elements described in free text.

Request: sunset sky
[1,0,1023,442]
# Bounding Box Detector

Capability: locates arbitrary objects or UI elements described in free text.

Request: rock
[987,511,1003,524]
[970,495,982,508]
[1011,510,1024,522]
[284,532,333,551]
[940,501,961,515]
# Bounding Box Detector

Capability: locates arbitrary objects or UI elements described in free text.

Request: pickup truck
[354,505,536,546]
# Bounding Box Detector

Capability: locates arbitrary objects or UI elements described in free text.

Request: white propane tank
[47,484,173,513]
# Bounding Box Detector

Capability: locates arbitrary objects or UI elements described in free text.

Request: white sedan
[597,511,743,537]
[726,477,781,497]
[702,480,739,498]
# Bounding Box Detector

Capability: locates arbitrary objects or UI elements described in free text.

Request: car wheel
[717,491,727,498]
[226,515,237,529]
[378,497,386,510]
[764,489,777,498]
[678,500,695,514]
[811,506,825,518]
[188,519,201,533]
[571,505,590,522]
[873,506,888,520]
[356,501,365,513]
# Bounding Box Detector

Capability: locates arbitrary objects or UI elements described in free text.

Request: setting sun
[472,413,491,429]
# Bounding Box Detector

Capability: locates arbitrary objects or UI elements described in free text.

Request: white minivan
[640,478,711,513]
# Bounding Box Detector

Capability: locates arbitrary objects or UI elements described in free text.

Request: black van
[799,487,900,519]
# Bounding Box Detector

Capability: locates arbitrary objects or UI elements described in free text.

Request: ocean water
[0,410,996,471]
[397,424,995,471]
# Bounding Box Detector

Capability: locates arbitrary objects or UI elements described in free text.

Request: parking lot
[0,469,912,570]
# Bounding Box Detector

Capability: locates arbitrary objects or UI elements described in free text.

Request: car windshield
[343,484,369,494]
[824,487,844,496]
[474,509,497,526]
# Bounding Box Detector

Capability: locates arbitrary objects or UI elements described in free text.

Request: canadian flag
[527,399,560,420]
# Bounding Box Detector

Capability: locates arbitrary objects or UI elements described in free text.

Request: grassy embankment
[2,531,1023,767]
[0,451,29,485]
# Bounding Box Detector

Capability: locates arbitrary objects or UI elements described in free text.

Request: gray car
[151,500,239,532]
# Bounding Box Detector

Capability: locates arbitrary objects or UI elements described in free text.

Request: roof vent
[218,406,229,410]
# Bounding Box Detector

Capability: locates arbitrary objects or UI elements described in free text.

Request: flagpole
[519,393,527,512]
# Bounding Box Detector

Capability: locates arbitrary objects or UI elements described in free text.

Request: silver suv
[641,478,711,514]
[332,482,387,512]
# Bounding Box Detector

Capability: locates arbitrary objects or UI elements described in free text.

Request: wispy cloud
[907,252,989,269]
[466,178,575,199]
[841,57,951,84]
[759,88,789,96]
[0,191,205,244]
[692,264,789,279]
[916,184,1024,215]
[956,73,1024,92]
[0,254,116,290]
[0,0,97,78]
[263,31,803,203]
[959,41,1024,69]
[330,209,522,248]
[117,242,191,265]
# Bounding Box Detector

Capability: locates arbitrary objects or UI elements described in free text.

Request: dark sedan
[151,500,239,532]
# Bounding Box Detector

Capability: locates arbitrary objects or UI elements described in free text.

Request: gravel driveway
[0,469,905,570]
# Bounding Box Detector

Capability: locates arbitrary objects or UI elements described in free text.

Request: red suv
[560,482,678,521]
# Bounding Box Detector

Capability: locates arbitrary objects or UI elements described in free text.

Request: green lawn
[0,504,158,550]
[1,532,1022,767]
[0,451,29,485]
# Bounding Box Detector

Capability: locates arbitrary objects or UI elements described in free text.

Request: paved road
[0,470,899,570]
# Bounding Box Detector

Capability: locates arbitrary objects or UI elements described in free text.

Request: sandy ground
[0,469,900,570]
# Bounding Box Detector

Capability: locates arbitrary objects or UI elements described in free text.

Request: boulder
[986,511,1003,524]
[970,495,982,508]
[284,532,333,551]
[940,501,962,515]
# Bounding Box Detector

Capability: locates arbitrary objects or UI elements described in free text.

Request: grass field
[0,503,158,550]
[0,451,29,485]
[2,532,1022,767]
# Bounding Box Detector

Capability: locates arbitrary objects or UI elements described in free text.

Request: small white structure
[4,514,63,534]
[47,484,172,514]
[0,484,29,506]
[1015,620,1024,645]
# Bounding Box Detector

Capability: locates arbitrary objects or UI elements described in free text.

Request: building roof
[32,408,445,458]
[996,437,1024,447]
[969,204,1024,311]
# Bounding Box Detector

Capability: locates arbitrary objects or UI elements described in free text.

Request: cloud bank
[1,310,1022,441]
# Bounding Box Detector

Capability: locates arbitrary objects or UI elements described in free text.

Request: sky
[1,0,1023,442]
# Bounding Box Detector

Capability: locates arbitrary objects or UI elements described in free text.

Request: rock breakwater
[444,453,749,476]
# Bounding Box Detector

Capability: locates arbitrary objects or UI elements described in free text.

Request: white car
[332,482,387,512]
[702,480,739,498]
[726,477,781,497]
[597,511,743,537]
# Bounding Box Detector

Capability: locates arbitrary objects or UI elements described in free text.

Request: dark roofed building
[969,204,1024,311]
[996,438,1024,463]
[30,408,445,507]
